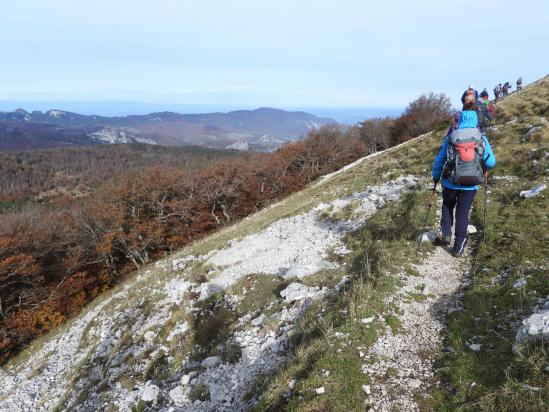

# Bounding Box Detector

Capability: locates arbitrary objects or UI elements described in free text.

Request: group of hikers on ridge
[493,77,522,102]
[430,85,497,257]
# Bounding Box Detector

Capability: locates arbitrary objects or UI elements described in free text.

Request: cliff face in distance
[0,76,547,411]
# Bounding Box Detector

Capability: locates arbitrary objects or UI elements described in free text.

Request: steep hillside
[0,108,334,151]
[0,77,546,411]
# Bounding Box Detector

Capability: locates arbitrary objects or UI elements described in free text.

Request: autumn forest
[0,93,451,363]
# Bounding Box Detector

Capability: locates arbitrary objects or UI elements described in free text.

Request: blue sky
[1,0,548,112]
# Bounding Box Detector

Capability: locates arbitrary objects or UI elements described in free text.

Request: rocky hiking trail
[361,238,469,411]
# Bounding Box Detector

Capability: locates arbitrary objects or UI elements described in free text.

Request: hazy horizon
[0,100,403,124]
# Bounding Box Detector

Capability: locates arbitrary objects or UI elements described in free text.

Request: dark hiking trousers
[440,188,477,254]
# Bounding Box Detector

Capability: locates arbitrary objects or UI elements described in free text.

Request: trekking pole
[418,180,438,247]
[483,171,488,242]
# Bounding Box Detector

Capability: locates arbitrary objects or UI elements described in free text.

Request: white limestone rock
[167,321,189,342]
[169,385,187,405]
[417,229,437,243]
[468,343,482,352]
[408,379,421,389]
[181,371,198,386]
[201,356,222,368]
[164,279,191,305]
[241,346,258,363]
[208,382,226,403]
[519,184,546,198]
[280,283,323,303]
[144,331,156,342]
[513,278,527,289]
[251,314,267,327]
[172,255,195,271]
[141,381,160,403]
[515,307,549,344]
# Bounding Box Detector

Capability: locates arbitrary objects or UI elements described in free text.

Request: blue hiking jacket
[432,111,496,191]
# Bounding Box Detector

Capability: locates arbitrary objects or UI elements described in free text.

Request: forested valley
[0,93,451,363]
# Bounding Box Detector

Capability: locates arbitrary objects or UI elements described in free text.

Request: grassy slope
[427,77,549,411]
[5,77,547,412]
[254,77,549,411]
[253,195,434,411]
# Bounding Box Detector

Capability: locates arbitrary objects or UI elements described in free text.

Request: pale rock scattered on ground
[417,228,437,243]
[169,385,187,405]
[519,183,546,198]
[181,371,197,386]
[515,301,549,346]
[513,278,527,289]
[201,356,222,368]
[280,282,325,303]
[251,313,267,327]
[166,321,189,342]
[468,343,482,352]
[144,330,156,342]
[141,381,160,402]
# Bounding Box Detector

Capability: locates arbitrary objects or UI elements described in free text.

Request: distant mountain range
[0,107,335,151]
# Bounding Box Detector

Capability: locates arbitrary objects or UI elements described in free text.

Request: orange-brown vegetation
[0,93,451,363]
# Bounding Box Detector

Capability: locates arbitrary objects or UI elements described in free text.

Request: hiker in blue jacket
[432,109,496,256]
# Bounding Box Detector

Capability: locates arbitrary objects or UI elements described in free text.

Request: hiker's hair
[463,101,475,110]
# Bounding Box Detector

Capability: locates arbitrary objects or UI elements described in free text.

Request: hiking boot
[434,235,451,246]
[452,238,468,257]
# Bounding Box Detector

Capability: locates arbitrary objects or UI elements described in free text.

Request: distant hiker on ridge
[517,77,523,91]
[432,99,496,257]
[476,90,496,130]
[494,83,502,102]
[502,81,511,97]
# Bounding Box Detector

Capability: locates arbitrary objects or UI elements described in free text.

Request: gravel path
[361,239,469,412]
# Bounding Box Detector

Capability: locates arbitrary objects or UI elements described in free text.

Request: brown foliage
[358,117,393,153]
[391,92,452,142]
[0,92,452,364]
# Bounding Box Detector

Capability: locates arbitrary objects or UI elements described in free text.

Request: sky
[1,0,548,114]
